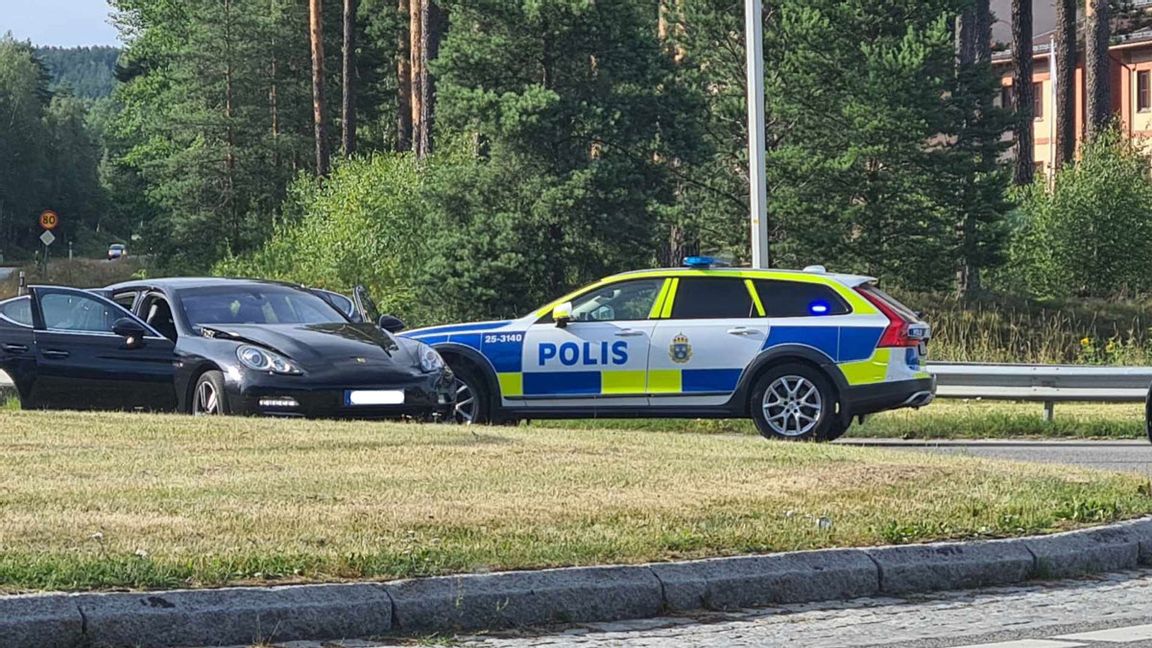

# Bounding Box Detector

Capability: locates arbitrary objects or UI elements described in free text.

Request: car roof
[102,277,307,292]
[607,266,876,287]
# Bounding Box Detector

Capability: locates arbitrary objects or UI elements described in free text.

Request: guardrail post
[1043,400,1054,422]
[17,271,25,297]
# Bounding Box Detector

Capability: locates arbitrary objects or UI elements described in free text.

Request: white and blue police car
[403,259,934,441]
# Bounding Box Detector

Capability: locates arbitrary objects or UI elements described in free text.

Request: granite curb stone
[864,537,1035,594]
[384,565,663,633]
[75,583,392,648]
[0,594,83,648]
[649,549,878,611]
[4,518,1152,648]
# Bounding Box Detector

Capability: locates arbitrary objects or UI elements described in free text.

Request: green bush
[1005,128,1152,298]
[216,152,445,325]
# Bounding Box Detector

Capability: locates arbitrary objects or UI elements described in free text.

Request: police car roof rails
[682,256,731,269]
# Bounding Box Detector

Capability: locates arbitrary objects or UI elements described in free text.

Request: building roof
[990,0,1152,63]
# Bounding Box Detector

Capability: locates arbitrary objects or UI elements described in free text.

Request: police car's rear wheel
[751,364,835,442]
[451,364,491,425]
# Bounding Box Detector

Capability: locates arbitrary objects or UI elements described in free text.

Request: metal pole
[745,0,769,268]
[1048,36,1056,183]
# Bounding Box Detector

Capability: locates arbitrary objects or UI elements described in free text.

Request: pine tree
[1054,0,1077,167]
[1085,0,1111,138]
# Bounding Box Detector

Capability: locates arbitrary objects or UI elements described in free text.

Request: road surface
[841,438,1152,474]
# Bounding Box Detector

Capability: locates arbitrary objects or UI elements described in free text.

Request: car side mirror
[378,314,406,333]
[112,317,147,347]
[552,302,572,328]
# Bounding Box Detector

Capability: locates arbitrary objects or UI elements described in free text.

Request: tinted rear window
[670,278,757,319]
[754,280,850,318]
[0,297,32,327]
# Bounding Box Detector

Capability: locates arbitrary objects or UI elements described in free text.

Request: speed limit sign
[39,210,59,230]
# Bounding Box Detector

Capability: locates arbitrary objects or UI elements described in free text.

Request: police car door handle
[727,327,759,336]
[614,329,645,337]
[2,343,28,353]
[41,349,70,359]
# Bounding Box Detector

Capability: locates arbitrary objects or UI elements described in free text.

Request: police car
[403,259,934,441]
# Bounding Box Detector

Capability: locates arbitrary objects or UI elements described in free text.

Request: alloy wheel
[454,378,476,424]
[194,380,221,415]
[761,374,822,437]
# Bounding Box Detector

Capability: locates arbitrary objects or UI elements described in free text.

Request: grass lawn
[0,411,1150,593]
[533,400,1145,440]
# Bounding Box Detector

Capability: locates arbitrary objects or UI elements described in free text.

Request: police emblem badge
[669,333,693,364]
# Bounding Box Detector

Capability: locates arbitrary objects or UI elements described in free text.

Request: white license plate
[345,390,405,406]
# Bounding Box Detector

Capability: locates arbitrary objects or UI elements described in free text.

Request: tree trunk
[1011,0,1034,185]
[396,0,412,152]
[309,0,331,177]
[415,0,445,158]
[1085,0,1111,138]
[1054,0,1076,167]
[975,0,991,63]
[956,7,976,68]
[409,0,423,155]
[342,0,357,157]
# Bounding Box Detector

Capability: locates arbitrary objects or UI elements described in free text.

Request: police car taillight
[855,284,920,348]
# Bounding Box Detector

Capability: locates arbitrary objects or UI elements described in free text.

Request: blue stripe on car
[682,368,743,393]
[763,326,839,360]
[523,371,600,395]
[838,327,884,362]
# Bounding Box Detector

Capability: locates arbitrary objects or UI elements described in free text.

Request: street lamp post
[745,0,769,268]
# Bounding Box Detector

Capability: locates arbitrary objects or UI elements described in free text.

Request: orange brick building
[991,0,1152,173]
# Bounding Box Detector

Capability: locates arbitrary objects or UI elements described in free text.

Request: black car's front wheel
[192,370,230,416]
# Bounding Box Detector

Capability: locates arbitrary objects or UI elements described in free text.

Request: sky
[2,0,120,48]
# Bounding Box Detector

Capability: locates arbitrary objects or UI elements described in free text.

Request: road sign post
[744,0,769,268]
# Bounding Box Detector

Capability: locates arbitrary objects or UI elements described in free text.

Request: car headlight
[237,345,302,375]
[417,344,445,373]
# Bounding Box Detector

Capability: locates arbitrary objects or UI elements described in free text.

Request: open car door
[25,286,178,411]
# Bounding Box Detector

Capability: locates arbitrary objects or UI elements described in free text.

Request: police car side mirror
[552,302,573,328]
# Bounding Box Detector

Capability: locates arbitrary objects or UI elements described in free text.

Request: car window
[564,279,665,323]
[669,278,756,319]
[754,280,851,317]
[40,292,123,333]
[0,297,32,327]
[180,285,348,326]
[112,291,138,311]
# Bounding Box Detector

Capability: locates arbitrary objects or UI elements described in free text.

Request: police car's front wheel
[751,364,837,442]
[451,364,492,425]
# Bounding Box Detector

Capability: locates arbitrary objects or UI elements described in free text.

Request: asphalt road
[839,438,1152,474]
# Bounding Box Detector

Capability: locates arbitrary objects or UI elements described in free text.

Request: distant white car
[107,244,126,260]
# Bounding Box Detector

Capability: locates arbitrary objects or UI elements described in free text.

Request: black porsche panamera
[0,278,454,419]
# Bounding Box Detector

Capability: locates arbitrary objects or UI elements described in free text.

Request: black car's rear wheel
[192,370,229,416]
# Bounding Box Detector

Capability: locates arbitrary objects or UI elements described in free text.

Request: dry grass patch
[0,410,1149,592]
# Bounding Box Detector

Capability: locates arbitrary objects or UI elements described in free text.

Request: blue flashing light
[683,256,715,268]
[809,300,831,315]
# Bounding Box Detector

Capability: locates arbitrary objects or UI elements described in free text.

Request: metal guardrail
[929,362,1152,420]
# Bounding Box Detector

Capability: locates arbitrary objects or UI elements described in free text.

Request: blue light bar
[683,256,715,268]
[809,300,830,315]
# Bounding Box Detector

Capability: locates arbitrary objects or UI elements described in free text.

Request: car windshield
[179,285,348,327]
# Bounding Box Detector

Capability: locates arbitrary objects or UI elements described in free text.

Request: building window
[1033,82,1043,119]
[1000,85,1014,109]
[1139,70,1151,112]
